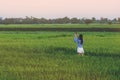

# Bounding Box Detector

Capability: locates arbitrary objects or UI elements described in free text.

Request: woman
[74,32,84,56]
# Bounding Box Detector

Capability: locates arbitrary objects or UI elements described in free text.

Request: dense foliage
[0,17,120,24]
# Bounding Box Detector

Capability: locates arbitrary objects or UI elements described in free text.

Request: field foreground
[0,31,120,80]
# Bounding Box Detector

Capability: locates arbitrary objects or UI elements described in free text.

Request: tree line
[0,16,120,24]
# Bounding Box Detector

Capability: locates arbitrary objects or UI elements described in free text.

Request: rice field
[0,24,120,28]
[0,31,120,80]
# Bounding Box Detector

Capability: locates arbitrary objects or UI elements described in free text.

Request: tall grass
[0,31,119,80]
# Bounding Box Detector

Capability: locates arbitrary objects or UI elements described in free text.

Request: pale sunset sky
[0,0,120,19]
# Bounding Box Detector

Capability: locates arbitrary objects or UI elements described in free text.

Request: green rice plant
[0,24,120,28]
[0,31,119,80]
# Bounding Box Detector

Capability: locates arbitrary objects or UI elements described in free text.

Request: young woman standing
[74,32,84,56]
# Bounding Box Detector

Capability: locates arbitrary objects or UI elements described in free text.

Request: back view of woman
[74,32,84,56]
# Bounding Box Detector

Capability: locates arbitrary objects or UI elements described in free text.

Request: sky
[0,0,120,19]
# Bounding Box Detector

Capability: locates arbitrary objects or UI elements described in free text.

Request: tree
[39,18,48,24]
[92,17,96,23]
[0,17,2,24]
[108,20,112,25]
[100,17,108,24]
[112,18,117,24]
[32,18,40,24]
[84,19,92,25]
[0,16,120,24]
[70,18,80,24]
[62,17,70,24]
[118,18,120,24]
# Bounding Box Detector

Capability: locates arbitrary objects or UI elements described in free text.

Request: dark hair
[78,34,83,44]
